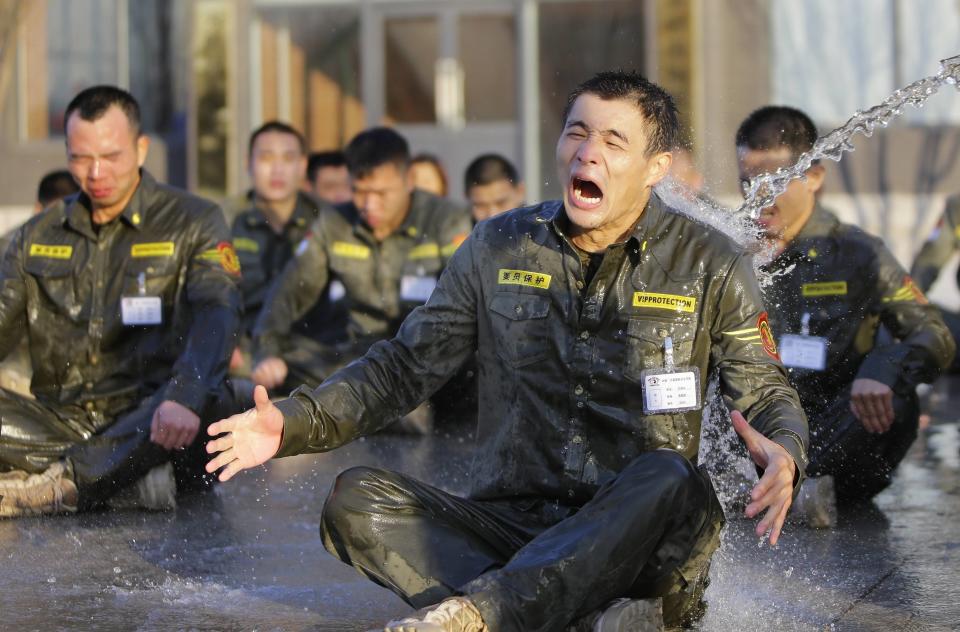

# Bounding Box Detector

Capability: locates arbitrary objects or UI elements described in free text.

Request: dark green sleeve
[859,238,955,389]
[251,219,331,361]
[0,225,28,362]
[273,231,481,457]
[712,254,809,484]
[163,204,243,413]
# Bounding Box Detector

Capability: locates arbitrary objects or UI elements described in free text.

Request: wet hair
[64,85,141,137]
[464,153,519,192]
[344,127,411,179]
[36,170,79,207]
[410,153,448,196]
[735,106,819,161]
[562,70,679,156]
[307,151,347,182]
[248,121,307,157]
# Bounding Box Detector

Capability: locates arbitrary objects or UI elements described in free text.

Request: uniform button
[84,401,95,411]
[579,331,589,340]
[90,355,99,365]
[576,401,585,409]
[514,305,522,314]
[574,384,584,395]
[96,281,103,289]
[85,382,94,390]
[576,281,584,290]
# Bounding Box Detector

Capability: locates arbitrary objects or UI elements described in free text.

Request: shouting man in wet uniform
[206,72,808,631]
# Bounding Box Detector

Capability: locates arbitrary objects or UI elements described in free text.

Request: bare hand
[150,400,201,450]
[732,410,797,546]
[229,347,245,372]
[251,357,288,389]
[850,378,894,434]
[206,385,284,481]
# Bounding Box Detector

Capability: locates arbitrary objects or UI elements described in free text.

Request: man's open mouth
[571,176,604,208]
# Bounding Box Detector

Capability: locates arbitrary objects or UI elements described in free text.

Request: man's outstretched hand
[731,410,797,546]
[206,385,284,481]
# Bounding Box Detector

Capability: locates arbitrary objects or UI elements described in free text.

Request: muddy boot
[569,598,664,632]
[108,462,177,511]
[381,597,488,632]
[0,461,79,517]
[790,475,837,528]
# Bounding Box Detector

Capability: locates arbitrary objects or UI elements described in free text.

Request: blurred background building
[1,0,959,299]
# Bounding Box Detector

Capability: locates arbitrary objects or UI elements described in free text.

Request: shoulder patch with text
[131,242,175,258]
[498,269,551,289]
[29,244,73,259]
[331,241,371,260]
[632,292,696,313]
[802,281,847,297]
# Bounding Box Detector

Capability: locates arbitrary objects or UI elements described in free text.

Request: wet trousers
[320,450,724,632]
[806,385,919,500]
[0,383,243,510]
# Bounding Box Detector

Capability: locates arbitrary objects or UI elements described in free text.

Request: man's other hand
[850,378,894,434]
[732,410,797,546]
[151,400,201,450]
[206,385,284,481]
[251,357,288,390]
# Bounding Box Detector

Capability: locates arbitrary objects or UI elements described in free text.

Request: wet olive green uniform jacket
[272,195,809,504]
[763,205,954,410]
[252,189,471,361]
[911,193,960,293]
[231,191,329,336]
[0,170,242,419]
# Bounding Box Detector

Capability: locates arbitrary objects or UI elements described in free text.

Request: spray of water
[738,54,960,219]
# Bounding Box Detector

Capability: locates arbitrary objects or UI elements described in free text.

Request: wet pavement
[2,380,959,631]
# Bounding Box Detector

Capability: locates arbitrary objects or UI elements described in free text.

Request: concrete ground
[1,379,958,632]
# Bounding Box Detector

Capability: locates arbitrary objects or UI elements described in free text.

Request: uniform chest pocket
[488,293,552,368]
[24,258,82,320]
[123,259,179,299]
[623,318,696,383]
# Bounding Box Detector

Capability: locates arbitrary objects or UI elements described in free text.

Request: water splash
[738,54,960,219]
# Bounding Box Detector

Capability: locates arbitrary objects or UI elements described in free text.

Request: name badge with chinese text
[121,272,162,325]
[640,336,701,414]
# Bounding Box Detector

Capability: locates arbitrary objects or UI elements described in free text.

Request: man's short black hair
[36,170,79,207]
[248,121,307,157]
[64,85,141,137]
[344,127,410,179]
[735,106,819,161]
[307,151,347,182]
[562,71,679,156]
[464,153,519,192]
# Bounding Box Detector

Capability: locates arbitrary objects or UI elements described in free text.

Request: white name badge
[641,367,701,414]
[400,275,437,303]
[779,334,828,371]
[328,279,346,302]
[121,296,163,325]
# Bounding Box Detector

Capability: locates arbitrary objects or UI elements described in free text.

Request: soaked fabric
[762,205,953,496]
[274,195,806,629]
[0,170,243,506]
[805,386,920,500]
[320,451,724,631]
[763,205,953,404]
[274,195,808,499]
